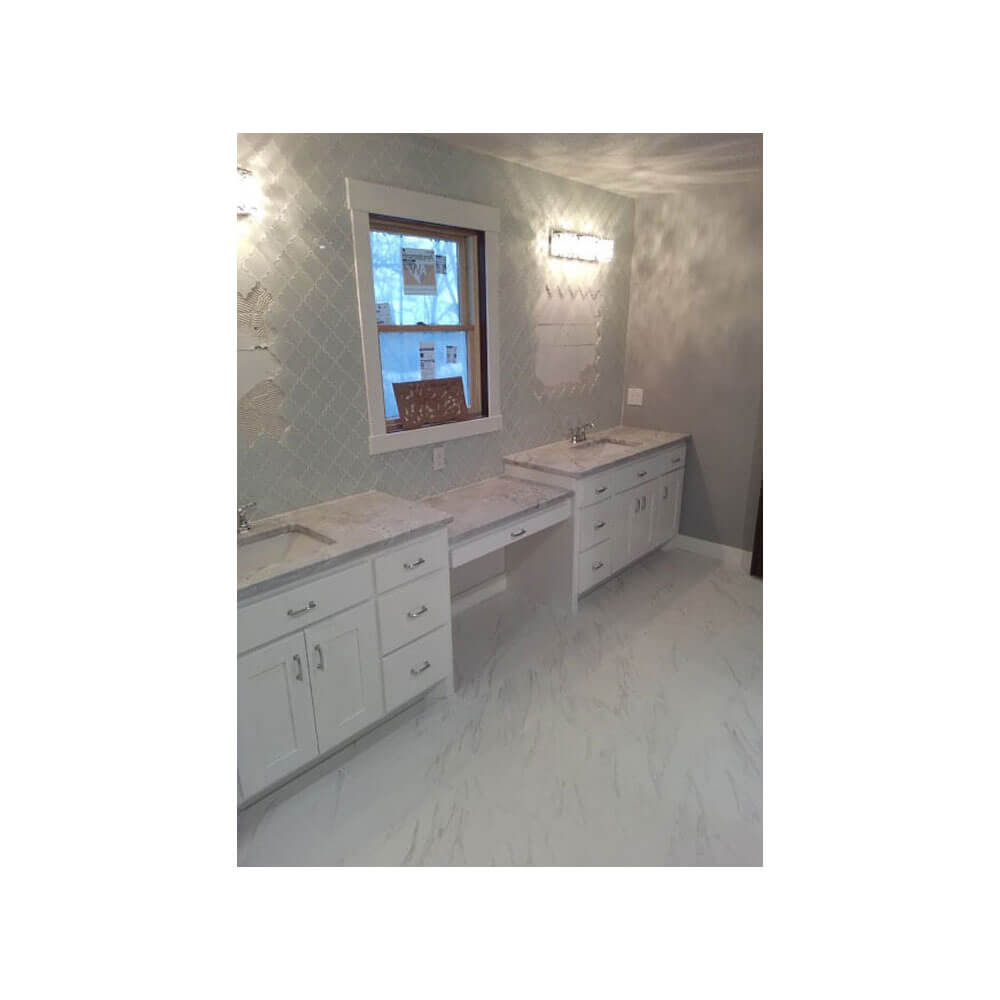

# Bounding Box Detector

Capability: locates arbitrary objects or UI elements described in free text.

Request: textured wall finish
[432,133,763,196]
[623,184,762,550]
[237,134,634,516]
[237,284,283,444]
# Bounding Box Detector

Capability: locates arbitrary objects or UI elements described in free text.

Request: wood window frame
[369,215,486,433]
[346,178,502,456]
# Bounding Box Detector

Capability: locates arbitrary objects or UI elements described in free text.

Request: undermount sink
[238,525,335,575]
[571,437,637,450]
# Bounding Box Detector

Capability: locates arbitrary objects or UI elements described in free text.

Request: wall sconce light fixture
[549,229,614,263]
[237,166,259,217]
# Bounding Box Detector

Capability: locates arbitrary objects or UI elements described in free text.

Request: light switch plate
[627,387,644,406]
[433,446,446,470]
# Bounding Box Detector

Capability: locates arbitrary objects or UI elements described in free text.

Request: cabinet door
[305,602,383,755]
[655,467,684,546]
[628,483,655,561]
[652,470,680,548]
[238,633,318,798]
[613,483,652,570]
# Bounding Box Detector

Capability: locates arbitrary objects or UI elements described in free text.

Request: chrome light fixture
[549,229,614,263]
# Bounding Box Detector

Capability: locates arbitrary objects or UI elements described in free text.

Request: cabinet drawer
[238,560,372,654]
[580,473,614,508]
[449,499,571,568]
[377,569,450,654]
[578,539,612,593]
[381,625,452,714]
[578,498,613,552]
[374,532,447,593]
[664,442,687,474]
[613,450,669,494]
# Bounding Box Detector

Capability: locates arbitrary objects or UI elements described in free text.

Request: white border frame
[346,178,502,455]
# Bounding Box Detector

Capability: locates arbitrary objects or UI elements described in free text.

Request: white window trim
[345,178,502,455]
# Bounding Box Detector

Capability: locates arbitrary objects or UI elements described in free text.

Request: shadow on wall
[675,444,719,544]
[623,180,762,551]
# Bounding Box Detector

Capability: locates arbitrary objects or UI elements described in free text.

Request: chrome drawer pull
[663,486,669,499]
[592,561,604,571]
[510,528,527,538]
[403,557,425,569]
[595,486,608,494]
[637,470,647,477]
[407,605,429,618]
[287,600,317,617]
[410,660,432,676]
[671,456,682,464]
[293,654,303,681]
[314,645,324,670]
[594,520,606,529]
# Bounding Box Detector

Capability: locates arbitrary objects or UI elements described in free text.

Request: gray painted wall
[622,183,762,550]
[237,134,634,516]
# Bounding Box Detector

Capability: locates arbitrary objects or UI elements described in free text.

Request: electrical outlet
[627,387,644,406]
[433,446,446,470]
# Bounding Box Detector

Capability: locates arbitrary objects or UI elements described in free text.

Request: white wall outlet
[627,387,644,406]
[433,446,446,470]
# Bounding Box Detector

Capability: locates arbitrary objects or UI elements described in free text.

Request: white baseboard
[669,534,753,572]
[452,573,507,614]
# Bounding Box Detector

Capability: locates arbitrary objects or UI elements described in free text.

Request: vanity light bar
[549,230,614,263]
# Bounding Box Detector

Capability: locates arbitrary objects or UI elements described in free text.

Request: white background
[2,3,997,999]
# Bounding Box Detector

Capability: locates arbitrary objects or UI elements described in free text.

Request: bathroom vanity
[504,426,689,596]
[237,492,455,802]
[237,427,689,805]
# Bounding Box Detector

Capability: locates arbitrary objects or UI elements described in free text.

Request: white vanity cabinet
[237,527,452,801]
[505,438,687,597]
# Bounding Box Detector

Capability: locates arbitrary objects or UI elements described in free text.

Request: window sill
[368,414,503,455]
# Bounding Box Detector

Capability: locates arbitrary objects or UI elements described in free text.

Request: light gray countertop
[504,425,690,478]
[238,491,453,601]
[422,475,573,544]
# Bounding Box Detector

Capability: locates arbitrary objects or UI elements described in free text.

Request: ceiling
[430,133,762,197]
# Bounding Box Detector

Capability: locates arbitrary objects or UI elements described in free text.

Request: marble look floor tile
[237,548,762,866]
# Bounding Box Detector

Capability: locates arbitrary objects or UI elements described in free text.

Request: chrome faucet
[570,422,595,444]
[237,502,257,534]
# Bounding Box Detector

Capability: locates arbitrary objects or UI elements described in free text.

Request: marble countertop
[504,425,690,478]
[238,491,452,601]
[422,475,572,544]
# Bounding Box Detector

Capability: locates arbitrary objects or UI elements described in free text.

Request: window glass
[369,229,461,325]
[378,331,471,420]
